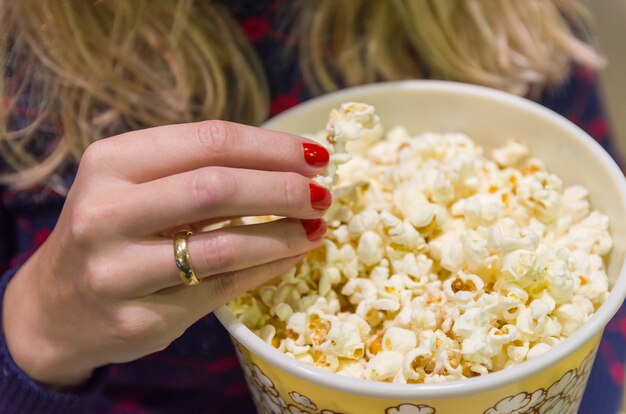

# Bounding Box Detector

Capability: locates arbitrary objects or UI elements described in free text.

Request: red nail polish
[309,183,332,210]
[302,143,329,168]
[301,219,327,241]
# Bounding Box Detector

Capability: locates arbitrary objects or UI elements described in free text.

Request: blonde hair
[1,0,604,191]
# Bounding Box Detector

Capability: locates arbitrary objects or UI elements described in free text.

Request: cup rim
[215,80,626,399]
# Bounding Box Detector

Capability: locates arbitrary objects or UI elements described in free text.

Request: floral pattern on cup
[484,349,597,414]
[239,357,342,414]
[289,391,318,410]
[236,344,595,414]
[385,403,436,414]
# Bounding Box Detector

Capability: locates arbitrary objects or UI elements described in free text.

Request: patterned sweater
[1,1,625,413]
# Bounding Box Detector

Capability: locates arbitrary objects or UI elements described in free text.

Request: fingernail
[309,183,332,210]
[301,219,327,241]
[302,143,329,168]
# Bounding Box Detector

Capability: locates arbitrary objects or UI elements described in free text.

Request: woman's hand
[2,121,330,387]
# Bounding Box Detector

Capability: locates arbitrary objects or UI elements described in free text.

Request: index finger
[87,120,329,182]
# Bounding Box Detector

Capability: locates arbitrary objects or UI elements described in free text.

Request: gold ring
[174,230,200,286]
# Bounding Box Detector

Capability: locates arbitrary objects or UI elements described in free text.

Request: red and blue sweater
[1,1,625,413]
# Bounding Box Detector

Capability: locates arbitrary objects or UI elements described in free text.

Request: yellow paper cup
[215,81,626,414]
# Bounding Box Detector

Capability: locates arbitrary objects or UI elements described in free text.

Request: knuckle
[280,221,299,252]
[80,140,123,172]
[263,260,283,278]
[201,232,236,271]
[69,200,116,243]
[113,318,145,343]
[80,142,105,170]
[83,259,115,296]
[265,256,299,280]
[69,201,97,244]
[189,168,236,207]
[280,173,304,211]
[196,120,237,155]
[251,260,289,289]
[211,272,240,298]
[113,306,166,343]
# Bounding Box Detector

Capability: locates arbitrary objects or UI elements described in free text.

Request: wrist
[2,258,93,388]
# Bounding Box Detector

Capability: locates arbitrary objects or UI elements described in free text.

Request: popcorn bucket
[215,81,626,414]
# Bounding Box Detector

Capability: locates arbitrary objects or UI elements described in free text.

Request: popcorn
[318,267,341,296]
[487,219,539,253]
[364,351,404,381]
[381,210,426,250]
[432,172,455,204]
[422,330,463,376]
[231,103,612,385]
[460,230,491,272]
[516,305,561,341]
[357,231,385,267]
[315,102,382,188]
[228,294,267,328]
[442,272,484,310]
[542,247,574,304]
[429,232,464,273]
[284,338,311,355]
[392,253,432,280]
[257,324,277,345]
[558,211,612,256]
[569,251,609,305]
[286,312,307,341]
[526,343,552,360]
[409,298,439,331]
[337,359,366,378]
[328,102,383,147]
[403,347,435,381]
[271,303,293,322]
[506,341,529,363]
[452,308,509,366]
[382,327,417,355]
[554,295,594,337]
[500,249,544,288]
[517,172,562,222]
[348,209,381,236]
[452,194,503,228]
[393,186,438,228]
[556,186,590,233]
[305,311,334,346]
[341,278,377,304]
[491,140,530,168]
[320,318,365,359]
